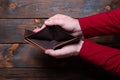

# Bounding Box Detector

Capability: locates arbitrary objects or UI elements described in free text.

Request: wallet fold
[24,26,80,51]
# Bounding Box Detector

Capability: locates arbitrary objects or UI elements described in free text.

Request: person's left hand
[33,27,84,58]
[44,40,84,58]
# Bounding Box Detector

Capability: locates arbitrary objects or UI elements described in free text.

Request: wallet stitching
[24,27,80,50]
[53,37,79,49]
[24,38,46,51]
[26,27,75,41]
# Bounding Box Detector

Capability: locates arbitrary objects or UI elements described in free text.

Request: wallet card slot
[27,26,75,42]
[53,37,80,50]
[29,39,61,49]
[24,26,80,50]
[25,38,46,51]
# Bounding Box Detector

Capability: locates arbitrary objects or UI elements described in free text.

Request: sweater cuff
[79,39,120,68]
[78,8,120,38]
[78,15,101,38]
[78,18,90,38]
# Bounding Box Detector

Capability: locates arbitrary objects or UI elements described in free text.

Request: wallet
[24,26,80,51]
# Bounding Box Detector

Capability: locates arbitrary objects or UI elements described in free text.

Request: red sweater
[79,8,120,76]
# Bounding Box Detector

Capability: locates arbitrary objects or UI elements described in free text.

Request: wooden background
[0,0,120,80]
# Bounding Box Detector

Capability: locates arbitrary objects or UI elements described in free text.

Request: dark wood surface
[0,0,110,18]
[0,44,119,80]
[0,0,120,80]
[0,19,117,44]
[0,19,44,43]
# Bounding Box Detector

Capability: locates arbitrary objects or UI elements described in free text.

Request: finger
[71,32,81,37]
[33,27,41,33]
[45,44,77,58]
[45,17,64,26]
[45,49,70,58]
[33,24,46,33]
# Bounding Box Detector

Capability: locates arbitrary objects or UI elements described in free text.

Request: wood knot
[9,3,17,9]
[4,44,19,68]
[34,19,41,24]
[8,44,19,56]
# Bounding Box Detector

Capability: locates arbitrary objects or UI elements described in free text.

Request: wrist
[75,40,84,56]
[73,19,82,36]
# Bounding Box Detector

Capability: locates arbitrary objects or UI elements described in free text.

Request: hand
[33,14,82,37]
[45,40,84,58]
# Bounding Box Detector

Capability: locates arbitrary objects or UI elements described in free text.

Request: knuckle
[55,14,63,17]
[55,14,61,16]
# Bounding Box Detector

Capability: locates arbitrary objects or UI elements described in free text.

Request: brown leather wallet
[24,26,80,51]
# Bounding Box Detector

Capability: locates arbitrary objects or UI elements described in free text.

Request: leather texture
[24,26,80,51]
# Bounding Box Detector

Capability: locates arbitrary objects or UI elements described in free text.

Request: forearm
[79,39,120,76]
[79,8,120,38]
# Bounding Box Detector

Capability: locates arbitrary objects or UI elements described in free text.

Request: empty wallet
[24,26,80,51]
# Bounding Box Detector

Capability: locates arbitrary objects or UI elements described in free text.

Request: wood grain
[0,0,111,18]
[0,19,118,44]
[0,44,119,80]
[0,44,98,68]
[0,0,120,79]
[0,19,44,43]
[0,68,119,80]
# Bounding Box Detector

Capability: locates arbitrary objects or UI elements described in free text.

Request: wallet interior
[24,26,80,51]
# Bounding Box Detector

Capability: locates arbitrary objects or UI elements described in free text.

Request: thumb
[45,19,63,26]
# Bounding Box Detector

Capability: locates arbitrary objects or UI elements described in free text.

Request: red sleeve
[79,8,120,38]
[79,39,120,76]
[78,8,120,76]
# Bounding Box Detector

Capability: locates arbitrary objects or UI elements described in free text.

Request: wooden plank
[0,19,44,43]
[0,0,119,79]
[0,19,119,44]
[0,43,97,68]
[0,0,111,18]
[0,44,119,80]
[0,68,119,80]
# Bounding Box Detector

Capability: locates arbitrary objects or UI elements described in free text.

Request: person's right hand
[33,14,82,37]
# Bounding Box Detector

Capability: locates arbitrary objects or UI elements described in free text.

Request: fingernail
[33,29,37,33]
[45,49,53,54]
[33,28,40,33]
[45,50,50,54]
